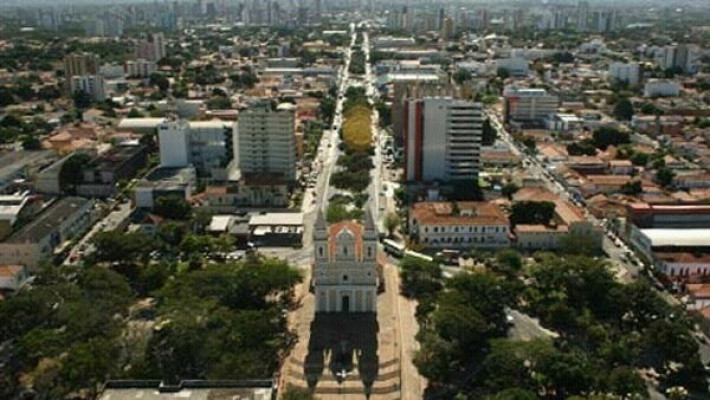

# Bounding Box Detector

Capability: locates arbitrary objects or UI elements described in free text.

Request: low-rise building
[656,252,710,278]
[644,79,681,97]
[76,144,148,198]
[250,212,304,246]
[408,201,510,249]
[0,197,94,269]
[513,187,603,251]
[134,166,196,209]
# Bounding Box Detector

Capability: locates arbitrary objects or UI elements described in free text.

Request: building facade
[313,211,378,313]
[236,103,297,182]
[503,86,559,124]
[158,120,236,178]
[608,62,641,85]
[404,97,483,182]
[408,201,511,248]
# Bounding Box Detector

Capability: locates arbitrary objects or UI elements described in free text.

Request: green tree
[509,201,555,226]
[72,90,92,109]
[384,212,400,238]
[567,140,597,156]
[620,180,642,195]
[493,249,523,277]
[127,108,144,118]
[482,118,497,146]
[453,68,472,84]
[613,98,634,121]
[154,196,192,220]
[501,183,519,199]
[656,167,675,188]
[21,135,41,150]
[496,67,511,80]
[92,231,156,265]
[399,256,443,299]
[59,153,92,194]
[592,126,630,150]
[149,73,170,92]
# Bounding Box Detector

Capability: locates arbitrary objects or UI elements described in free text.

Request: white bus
[404,249,434,263]
[382,239,405,257]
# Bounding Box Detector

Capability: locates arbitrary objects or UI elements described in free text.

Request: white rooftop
[117,118,167,129]
[641,229,710,248]
[250,212,304,226]
[208,215,233,232]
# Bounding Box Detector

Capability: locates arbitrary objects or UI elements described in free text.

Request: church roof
[328,220,364,261]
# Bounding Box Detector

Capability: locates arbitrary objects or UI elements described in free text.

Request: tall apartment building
[608,62,641,86]
[236,103,297,182]
[125,59,157,78]
[70,75,106,101]
[503,86,559,124]
[392,80,451,146]
[403,97,483,183]
[158,120,236,178]
[136,33,167,62]
[657,44,700,74]
[64,53,100,77]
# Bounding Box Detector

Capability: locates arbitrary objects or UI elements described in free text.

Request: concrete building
[608,62,641,86]
[125,59,157,78]
[76,144,149,198]
[236,103,297,183]
[0,197,94,269]
[657,44,700,74]
[503,86,559,124]
[513,187,602,251]
[409,201,510,248]
[0,192,33,240]
[0,150,57,193]
[158,120,236,178]
[64,53,100,78]
[404,97,483,182]
[134,166,196,209]
[70,75,105,101]
[644,79,681,97]
[496,57,530,77]
[97,380,273,400]
[313,211,378,313]
[135,33,167,62]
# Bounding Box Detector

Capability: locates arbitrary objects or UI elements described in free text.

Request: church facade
[313,211,378,313]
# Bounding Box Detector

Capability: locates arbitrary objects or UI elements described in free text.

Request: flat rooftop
[642,229,710,248]
[6,197,90,243]
[249,212,303,226]
[138,166,196,190]
[0,150,55,179]
[98,381,273,400]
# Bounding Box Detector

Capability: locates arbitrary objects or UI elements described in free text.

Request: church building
[313,210,378,313]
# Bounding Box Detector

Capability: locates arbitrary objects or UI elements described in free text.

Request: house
[608,159,634,175]
[408,201,511,249]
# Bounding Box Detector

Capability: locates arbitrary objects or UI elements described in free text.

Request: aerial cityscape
[1,0,710,399]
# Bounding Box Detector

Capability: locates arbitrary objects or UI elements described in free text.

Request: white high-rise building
[403,97,483,182]
[608,62,641,86]
[158,120,190,168]
[158,120,236,177]
[236,103,297,182]
[70,75,105,101]
[125,59,157,78]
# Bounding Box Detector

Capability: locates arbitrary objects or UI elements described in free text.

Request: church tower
[312,212,378,313]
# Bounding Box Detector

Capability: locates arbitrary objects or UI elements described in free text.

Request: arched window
[342,274,349,281]
[319,247,323,257]
[367,247,372,258]
[343,246,348,256]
